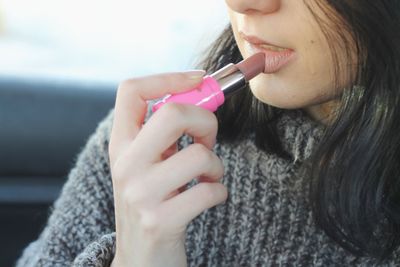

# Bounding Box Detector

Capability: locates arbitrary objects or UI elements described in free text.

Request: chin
[248,80,302,110]
[248,77,328,110]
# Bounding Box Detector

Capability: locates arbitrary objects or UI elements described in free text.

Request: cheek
[297,33,336,84]
[302,39,324,76]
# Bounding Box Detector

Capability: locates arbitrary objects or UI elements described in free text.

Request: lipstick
[151,53,265,113]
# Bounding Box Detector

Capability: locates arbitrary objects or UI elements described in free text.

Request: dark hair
[195,1,400,261]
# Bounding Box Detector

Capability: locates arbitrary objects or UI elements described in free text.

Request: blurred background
[0,0,228,265]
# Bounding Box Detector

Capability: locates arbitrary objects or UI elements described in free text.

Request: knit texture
[15,105,400,266]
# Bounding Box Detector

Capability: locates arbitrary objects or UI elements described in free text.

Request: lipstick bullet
[152,53,265,113]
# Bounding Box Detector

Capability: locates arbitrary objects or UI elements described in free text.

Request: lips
[239,31,287,49]
[239,31,295,74]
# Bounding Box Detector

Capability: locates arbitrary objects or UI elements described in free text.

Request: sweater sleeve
[15,109,117,267]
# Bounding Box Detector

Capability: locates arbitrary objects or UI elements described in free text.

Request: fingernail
[184,70,206,80]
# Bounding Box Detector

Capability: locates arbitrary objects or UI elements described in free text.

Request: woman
[16,0,400,266]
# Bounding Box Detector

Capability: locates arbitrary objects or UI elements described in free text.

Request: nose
[225,0,280,15]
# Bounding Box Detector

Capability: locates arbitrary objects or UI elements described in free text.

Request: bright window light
[0,0,228,83]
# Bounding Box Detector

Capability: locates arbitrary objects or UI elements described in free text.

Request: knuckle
[139,209,161,235]
[116,79,132,94]
[191,143,213,164]
[198,182,227,203]
[137,208,166,242]
[116,78,140,98]
[159,102,185,119]
[110,152,147,185]
[118,78,136,90]
[122,181,148,206]
[199,182,217,199]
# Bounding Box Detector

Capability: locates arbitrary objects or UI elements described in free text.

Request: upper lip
[239,31,289,50]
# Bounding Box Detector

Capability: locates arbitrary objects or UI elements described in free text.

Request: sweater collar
[275,109,326,163]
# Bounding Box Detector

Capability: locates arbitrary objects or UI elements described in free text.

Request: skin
[225,0,355,125]
[110,2,358,266]
[109,71,226,267]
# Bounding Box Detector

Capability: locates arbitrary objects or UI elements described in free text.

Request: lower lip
[245,42,295,74]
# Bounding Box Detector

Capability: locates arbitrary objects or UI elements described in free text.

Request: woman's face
[225,0,355,122]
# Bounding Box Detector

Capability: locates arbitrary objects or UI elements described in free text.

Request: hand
[108,71,228,267]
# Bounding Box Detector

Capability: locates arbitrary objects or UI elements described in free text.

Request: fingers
[131,103,218,164]
[109,71,206,163]
[148,143,225,201]
[160,142,178,161]
[158,181,228,228]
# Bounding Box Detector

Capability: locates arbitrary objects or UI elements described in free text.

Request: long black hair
[195,0,400,261]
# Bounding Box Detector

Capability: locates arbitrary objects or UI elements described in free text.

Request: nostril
[225,0,281,15]
[243,8,262,15]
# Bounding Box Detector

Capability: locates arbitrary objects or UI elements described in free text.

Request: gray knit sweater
[15,106,400,266]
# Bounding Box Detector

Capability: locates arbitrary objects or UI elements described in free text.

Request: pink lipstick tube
[151,53,265,113]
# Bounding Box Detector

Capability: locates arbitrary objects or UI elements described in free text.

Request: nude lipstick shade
[151,52,265,113]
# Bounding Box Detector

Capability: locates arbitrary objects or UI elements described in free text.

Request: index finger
[109,70,206,160]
